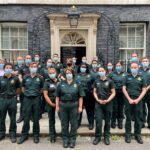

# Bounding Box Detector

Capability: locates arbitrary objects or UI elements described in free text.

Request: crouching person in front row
[0,63,21,143]
[17,62,44,144]
[93,67,116,145]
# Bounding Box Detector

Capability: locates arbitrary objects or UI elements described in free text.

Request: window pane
[10,27,18,37]
[11,37,18,49]
[1,27,9,37]
[136,37,144,48]
[128,27,135,37]
[1,37,10,49]
[128,37,135,48]
[19,28,27,37]
[119,37,127,48]
[136,25,144,36]
[119,26,127,37]
[19,37,27,49]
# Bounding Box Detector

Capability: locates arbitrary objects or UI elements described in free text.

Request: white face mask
[53,57,58,62]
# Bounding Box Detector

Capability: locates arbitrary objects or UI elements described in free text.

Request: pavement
[4,103,150,136]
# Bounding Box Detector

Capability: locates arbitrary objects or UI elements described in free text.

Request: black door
[61,47,86,65]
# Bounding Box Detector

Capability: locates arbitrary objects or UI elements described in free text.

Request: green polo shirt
[94,77,115,100]
[18,65,30,77]
[43,78,59,101]
[56,80,85,102]
[0,74,21,97]
[123,74,147,98]
[109,71,126,91]
[22,74,44,97]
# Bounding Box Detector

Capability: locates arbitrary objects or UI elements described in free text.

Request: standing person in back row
[122,62,147,144]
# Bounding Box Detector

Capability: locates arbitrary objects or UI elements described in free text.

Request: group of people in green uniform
[0,52,149,148]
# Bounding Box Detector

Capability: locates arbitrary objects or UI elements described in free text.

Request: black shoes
[16,116,24,123]
[0,135,5,141]
[63,142,69,148]
[93,138,101,145]
[89,124,94,130]
[10,135,16,143]
[69,142,76,148]
[125,135,131,143]
[135,136,143,144]
[17,136,28,144]
[34,136,39,144]
[51,139,56,143]
[104,138,110,145]
[111,122,116,129]
[118,123,123,129]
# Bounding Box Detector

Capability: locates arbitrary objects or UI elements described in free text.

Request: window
[0,23,28,62]
[119,23,146,62]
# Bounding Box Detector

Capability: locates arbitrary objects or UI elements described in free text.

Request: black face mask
[67,63,72,67]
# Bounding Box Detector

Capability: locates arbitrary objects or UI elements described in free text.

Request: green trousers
[45,97,56,140]
[0,97,17,136]
[60,101,78,143]
[125,99,143,137]
[21,96,41,137]
[95,101,113,138]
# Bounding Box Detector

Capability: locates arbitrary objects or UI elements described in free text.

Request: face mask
[17,60,23,65]
[4,68,12,75]
[107,66,113,71]
[66,73,73,80]
[98,72,106,77]
[131,68,138,76]
[92,64,97,69]
[82,59,86,63]
[30,68,37,74]
[0,63,4,69]
[72,59,76,63]
[25,59,31,65]
[53,57,58,62]
[142,62,149,68]
[131,57,138,62]
[80,67,86,73]
[47,62,52,67]
[116,66,122,72]
[49,73,56,79]
[35,57,39,62]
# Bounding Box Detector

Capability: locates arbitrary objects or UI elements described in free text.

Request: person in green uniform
[122,62,147,144]
[56,68,84,148]
[17,55,32,123]
[34,54,44,74]
[93,67,116,145]
[139,57,150,128]
[52,53,63,75]
[107,62,114,75]
[0,63,21,143]
[76,63,95,130]
[90,60,99,79]
[109,62,126,129]
[17,62,44,144]
[43,67,59,143]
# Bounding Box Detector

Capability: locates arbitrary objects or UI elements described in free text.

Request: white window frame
[0,23,28,61]
[119,23,146,61]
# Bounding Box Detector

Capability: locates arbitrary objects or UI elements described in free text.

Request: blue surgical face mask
[35,57,40,62]
[30,68,37,74]
[92,64,97,69]
[53,57,58,62]
[49,73,56,79]
[98,71,106,77]
[0,63,4,69]
[131,57,138,62]
[17,60,23,65]
[80,67,86,73]
[25,59,32,65]
[82,59,86,63]
[47,62,52,67]
[107,66,113,71]
[4,68,12,75]
[142,62,149,68]
[66,73,73,80]
[72,59,76,64]
[131,68,138,76]
[116,66,122,72]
